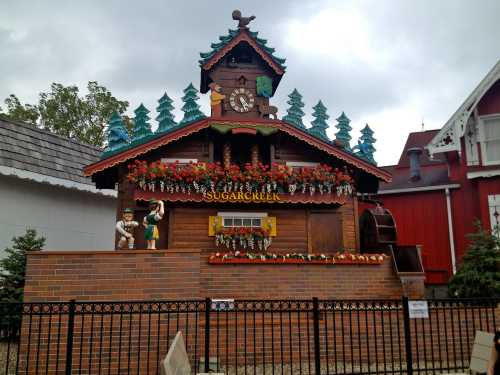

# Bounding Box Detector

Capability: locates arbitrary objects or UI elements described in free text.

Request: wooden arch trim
[84,118,391,182]
[201,30,285,76]
[84,119,210,176]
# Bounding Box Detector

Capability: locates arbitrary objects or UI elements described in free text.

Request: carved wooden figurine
[116,208,139,249]
[232,10,255,29]
[257,101,278,119]
[143,200,165,249]
[209,82,226,117]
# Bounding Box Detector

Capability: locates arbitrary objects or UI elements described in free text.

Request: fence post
[312,297,321,375]
[402,296,413,375]
[204,297,211,373]
[65,299,76,375]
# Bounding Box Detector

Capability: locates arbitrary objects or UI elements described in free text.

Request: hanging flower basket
[208,251,387,265]
[127,160,354,198]
[214,227,272,251]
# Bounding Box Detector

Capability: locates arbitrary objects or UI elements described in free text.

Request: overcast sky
[1,0,499,166]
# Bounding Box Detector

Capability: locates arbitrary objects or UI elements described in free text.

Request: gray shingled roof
[0,117,101,185]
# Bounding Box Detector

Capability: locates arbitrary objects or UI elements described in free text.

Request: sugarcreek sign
[205,191,281,202]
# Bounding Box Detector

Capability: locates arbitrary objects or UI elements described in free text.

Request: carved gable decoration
[198,11,286,120]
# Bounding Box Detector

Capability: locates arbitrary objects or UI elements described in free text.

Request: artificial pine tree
[356,124,377,164]
[282,89,305,129]
[308,100,330,141]
[179,83,206,126]
[448,222,500,298]
[132,103,152,142]
[105,112,129,152]
[0,229,45,303]
[156,92,177,133]
[335,112,352,149]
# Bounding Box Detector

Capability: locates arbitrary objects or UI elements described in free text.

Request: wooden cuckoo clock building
[84,15,390,255]
[24,11,424,302]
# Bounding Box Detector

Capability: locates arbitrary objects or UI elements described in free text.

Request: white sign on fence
[408,300,429,319]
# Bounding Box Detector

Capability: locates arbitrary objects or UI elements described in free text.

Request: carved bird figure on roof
[109,127,130,143]
[232,10,256,29]
[352,140,370,155]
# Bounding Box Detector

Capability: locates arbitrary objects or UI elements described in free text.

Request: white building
[0,118,117,256]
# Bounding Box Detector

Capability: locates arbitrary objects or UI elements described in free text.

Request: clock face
[229,88,255,113]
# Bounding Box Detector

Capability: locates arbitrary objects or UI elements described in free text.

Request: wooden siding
[209,54,275,119]
[168,203,357,252]
[274,133,324,163]
[478,79,500,116]
[477,178,500,229]
[114,131,359,252]
[360,191,453,284]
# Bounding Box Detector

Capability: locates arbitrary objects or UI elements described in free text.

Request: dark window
[227,43,253,64]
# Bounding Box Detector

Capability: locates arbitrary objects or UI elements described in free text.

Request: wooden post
[223,142,231,169]
[251,144,259,167]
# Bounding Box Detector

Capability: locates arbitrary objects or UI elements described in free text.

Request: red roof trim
[201,30,285,76]
[84,117,391,182]
[84,119,210,176]
[276,121,392,182]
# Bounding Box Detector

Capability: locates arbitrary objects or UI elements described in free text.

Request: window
[479,115,500,165]
[285,161,319,168]
[218,212,267,228]
[488,194,500,233]
[160,158,198,166]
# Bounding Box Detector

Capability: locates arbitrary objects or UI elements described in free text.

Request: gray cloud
[1,0,499,165]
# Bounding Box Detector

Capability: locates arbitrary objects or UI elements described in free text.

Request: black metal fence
[0,297,498,375]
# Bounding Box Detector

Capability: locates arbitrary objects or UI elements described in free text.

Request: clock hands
[229,88,254,112]
[239,96,249,111]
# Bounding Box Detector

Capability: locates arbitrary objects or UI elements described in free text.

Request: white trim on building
[377,184,461,195]
[467,169,500,179]
[488,194,500,232]
[0,165,116,197]
[427,60,500,157]
[285,161,319,168]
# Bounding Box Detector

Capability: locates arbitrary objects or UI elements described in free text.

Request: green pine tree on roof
[132,103,152,142]
[335,111,352,149]
[106,111,129,151]
[156,92,177,133]
[308,100,330,141]
[282,89,305,129]
[355,124,377,164]
[179,83,206,126]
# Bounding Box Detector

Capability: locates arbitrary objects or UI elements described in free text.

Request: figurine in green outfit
[143,199,165,249]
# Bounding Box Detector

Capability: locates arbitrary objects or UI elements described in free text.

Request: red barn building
[364,60,500,293]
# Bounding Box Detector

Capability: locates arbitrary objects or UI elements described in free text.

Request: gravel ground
[0,341,19,375]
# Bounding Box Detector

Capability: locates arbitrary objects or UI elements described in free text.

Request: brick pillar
[400,275,426,298]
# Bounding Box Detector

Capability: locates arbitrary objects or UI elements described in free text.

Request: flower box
[127,160,354,202]
[208,252,387,265]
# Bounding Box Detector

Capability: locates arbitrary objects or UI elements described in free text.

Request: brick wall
[24,249,411,302]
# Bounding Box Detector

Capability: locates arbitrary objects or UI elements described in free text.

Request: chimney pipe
[407,147,423,181]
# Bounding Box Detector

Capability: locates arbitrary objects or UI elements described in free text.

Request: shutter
[208,216,223,236]
[262,217,277,236]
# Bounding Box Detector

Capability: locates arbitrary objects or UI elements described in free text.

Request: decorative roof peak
[198,26,286,71]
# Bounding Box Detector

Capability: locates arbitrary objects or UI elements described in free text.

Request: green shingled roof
[199,29,286,70]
